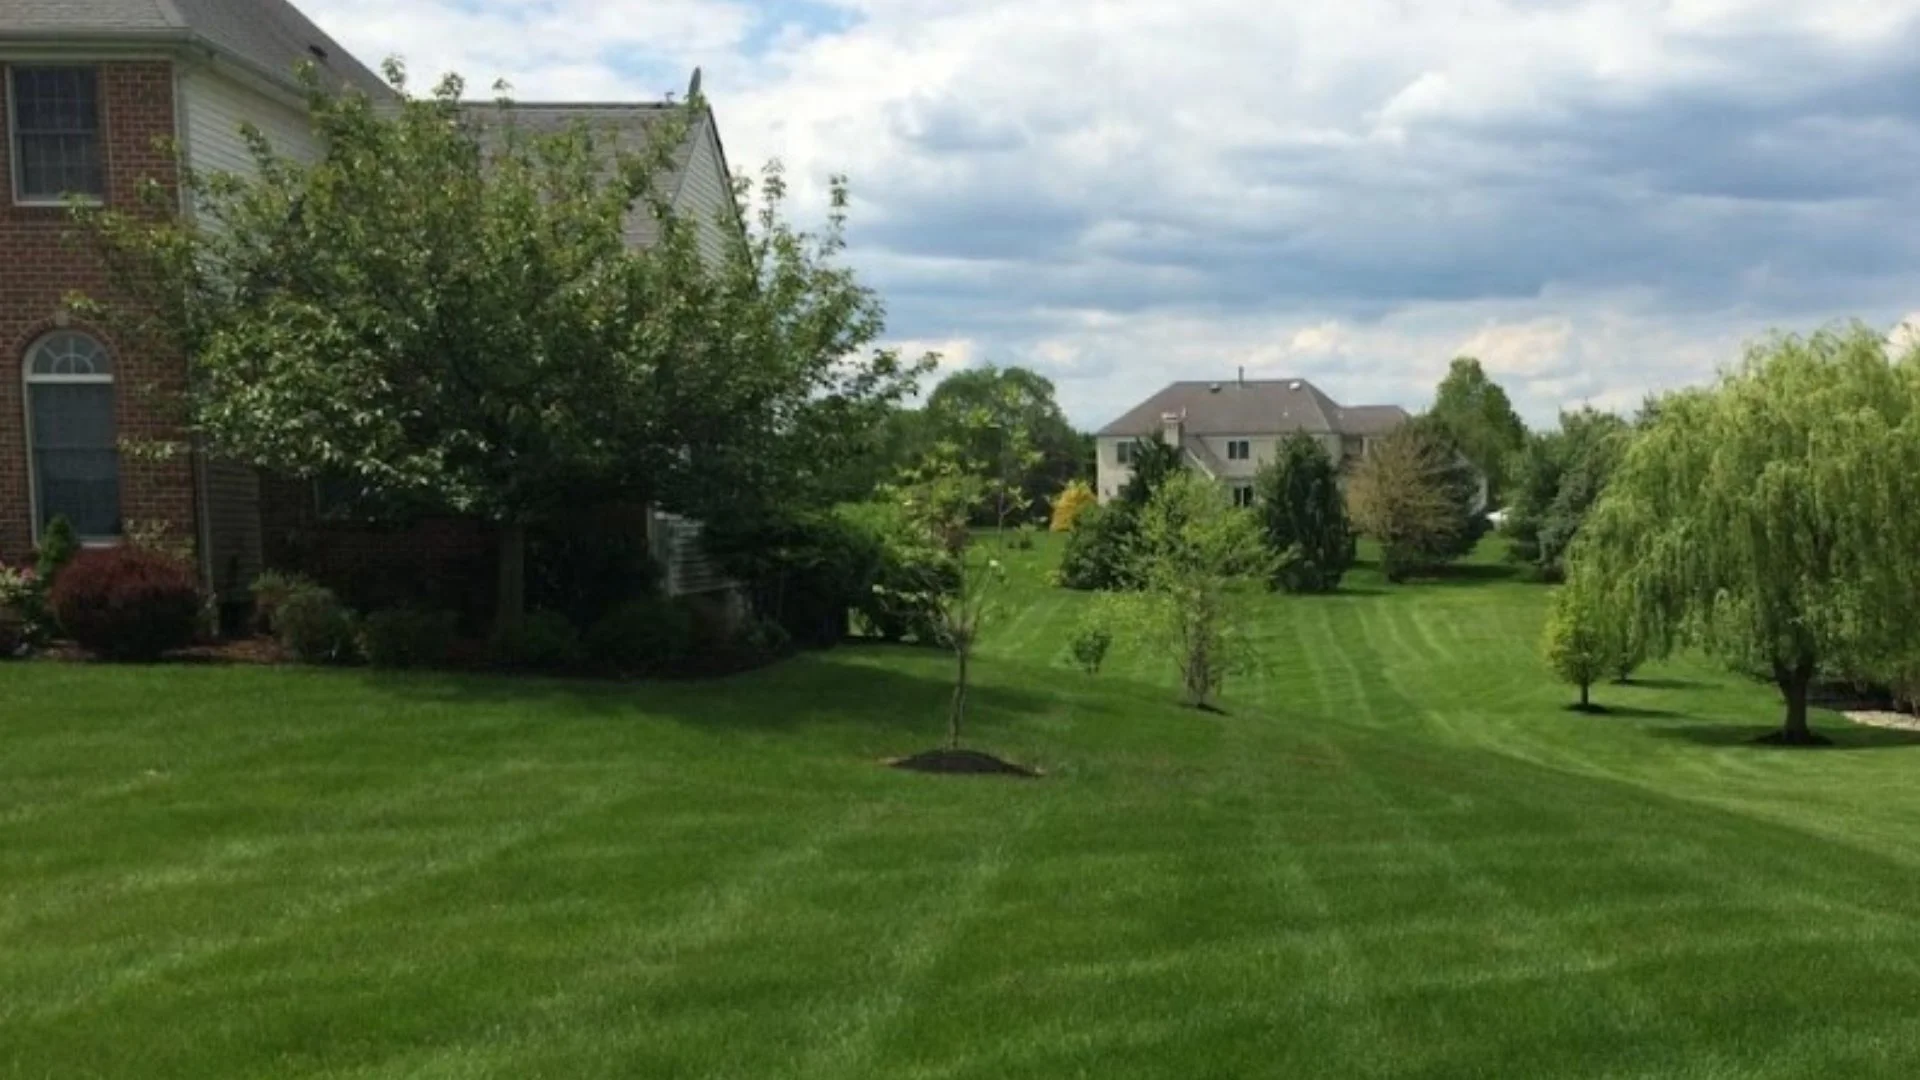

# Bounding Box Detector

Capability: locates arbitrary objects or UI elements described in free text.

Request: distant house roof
[0,0,392,97]
[1097,379,1410,438]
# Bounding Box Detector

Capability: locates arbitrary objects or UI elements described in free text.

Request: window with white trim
[24,331,120,539]
[1227,439,1250,461]
[1232,484,1256,508]
[9,66,104,202]
[1116,441,1135,465]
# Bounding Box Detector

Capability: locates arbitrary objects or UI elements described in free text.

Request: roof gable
[0,0,390,97]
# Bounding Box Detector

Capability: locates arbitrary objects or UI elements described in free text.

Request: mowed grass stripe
[8,534,1920,1076]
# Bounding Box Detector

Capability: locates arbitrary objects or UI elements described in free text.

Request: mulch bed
[889,748,1041,778]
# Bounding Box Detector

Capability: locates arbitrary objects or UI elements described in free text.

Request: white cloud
[296,0,1920,429]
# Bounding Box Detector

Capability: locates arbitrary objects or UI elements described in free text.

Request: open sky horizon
[299,0,1920,430]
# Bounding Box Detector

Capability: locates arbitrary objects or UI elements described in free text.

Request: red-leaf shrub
[49,547,202,661]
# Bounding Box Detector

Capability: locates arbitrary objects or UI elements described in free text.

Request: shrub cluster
[49,546,203,661]
[363,608,460,669]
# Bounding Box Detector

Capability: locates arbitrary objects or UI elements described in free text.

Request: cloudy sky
[298,0,1920,429]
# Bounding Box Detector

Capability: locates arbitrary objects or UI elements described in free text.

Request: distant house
[0,0,740,611]
[1094,375,1425,507]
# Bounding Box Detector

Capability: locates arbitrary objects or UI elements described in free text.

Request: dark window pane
[11,67,103,198]
[29,384,119,536]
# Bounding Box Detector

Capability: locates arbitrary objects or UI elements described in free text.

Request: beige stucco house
[1094,376,1414,506]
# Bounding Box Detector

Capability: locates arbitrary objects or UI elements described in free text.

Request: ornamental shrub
[49,546,202,661]
[275,585,359,664]
[1049,480,1098,533]
[584,597,693,675]
[489,609,582,670]
[363,607,460,669]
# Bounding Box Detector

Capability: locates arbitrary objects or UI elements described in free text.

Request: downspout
[171,60,216,594]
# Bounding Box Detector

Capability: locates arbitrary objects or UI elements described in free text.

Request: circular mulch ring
[889,749,1040,778]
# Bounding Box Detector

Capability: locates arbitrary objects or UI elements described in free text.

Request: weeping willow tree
[1571,323,1920,744]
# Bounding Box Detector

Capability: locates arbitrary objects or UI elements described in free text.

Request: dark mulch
[173,638,288,665]
[889,748,1040,778]
[1753,729,1836,748]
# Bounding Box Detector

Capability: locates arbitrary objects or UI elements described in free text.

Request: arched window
[24,331,119,539]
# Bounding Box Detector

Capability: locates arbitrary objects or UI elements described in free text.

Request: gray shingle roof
[1097,379,1409,438]
[0,0,391,97]
[462,103,700,249]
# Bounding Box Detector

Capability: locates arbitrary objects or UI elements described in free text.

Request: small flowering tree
[889,455,1004,749]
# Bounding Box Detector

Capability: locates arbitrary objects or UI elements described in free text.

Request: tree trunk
[1773,656,1818,745]
[949,647,968,750]
[495,520,528,638]
[1580,680,1590,709]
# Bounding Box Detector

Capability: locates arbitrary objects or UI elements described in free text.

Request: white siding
[1097,430,1352,504]
[671,117,738,268]
[178,67,316,598]
[179,66,319,180]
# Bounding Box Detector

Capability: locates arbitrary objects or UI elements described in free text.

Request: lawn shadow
[1563,703,1682,720]
[1414,562,1527,587]
[345,646,1067,737]
[1644,722,1920,752]
[1618,677,1712,692]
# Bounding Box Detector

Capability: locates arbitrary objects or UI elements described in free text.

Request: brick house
[0,1,741,620]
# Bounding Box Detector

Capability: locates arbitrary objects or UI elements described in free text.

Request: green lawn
[6,536,1920,1078]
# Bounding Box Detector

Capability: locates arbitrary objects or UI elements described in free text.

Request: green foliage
[1057,438,1186,592]
[1347,418,1482,582]
[923,366,1083,525]
[49,547,202,662]
[1543,582,1609,708]
[1010,524,1037,551]
[361,608,460,669]
[248,569,314,636]
[1252,432,1355,593]
[525,520,660,631]
[275,585,360,665]
[1117,439,1186,508]
[879,460,1006,748]
[1504,409,1632,579]
[1057,503,1123,591]
[488,610,582,670]
[741,616,793,660]
[1121,471,1275,708]
[1065,610,1113,675]
[79,67,928,634]
[35,516,78,584]
[1430,357,1527,502]
[836,499,955,643]
[0,563,49,647]
[703,506,883,649]
[1573,322,1920,741]
[583,597,693,675]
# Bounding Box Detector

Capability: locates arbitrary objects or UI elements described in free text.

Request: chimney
[1160,410,1184,448]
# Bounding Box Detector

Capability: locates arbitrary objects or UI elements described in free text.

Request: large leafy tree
[1252,432,1354,592]
[923,366,1084,525]
[1431,357,1527,503]
[80,65,923,631]
[1346,418,1481,582]
[1573,324,1920,744]
[1504,408,1632,579]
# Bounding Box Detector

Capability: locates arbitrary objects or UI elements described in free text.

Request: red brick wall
[0,60,192,565]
